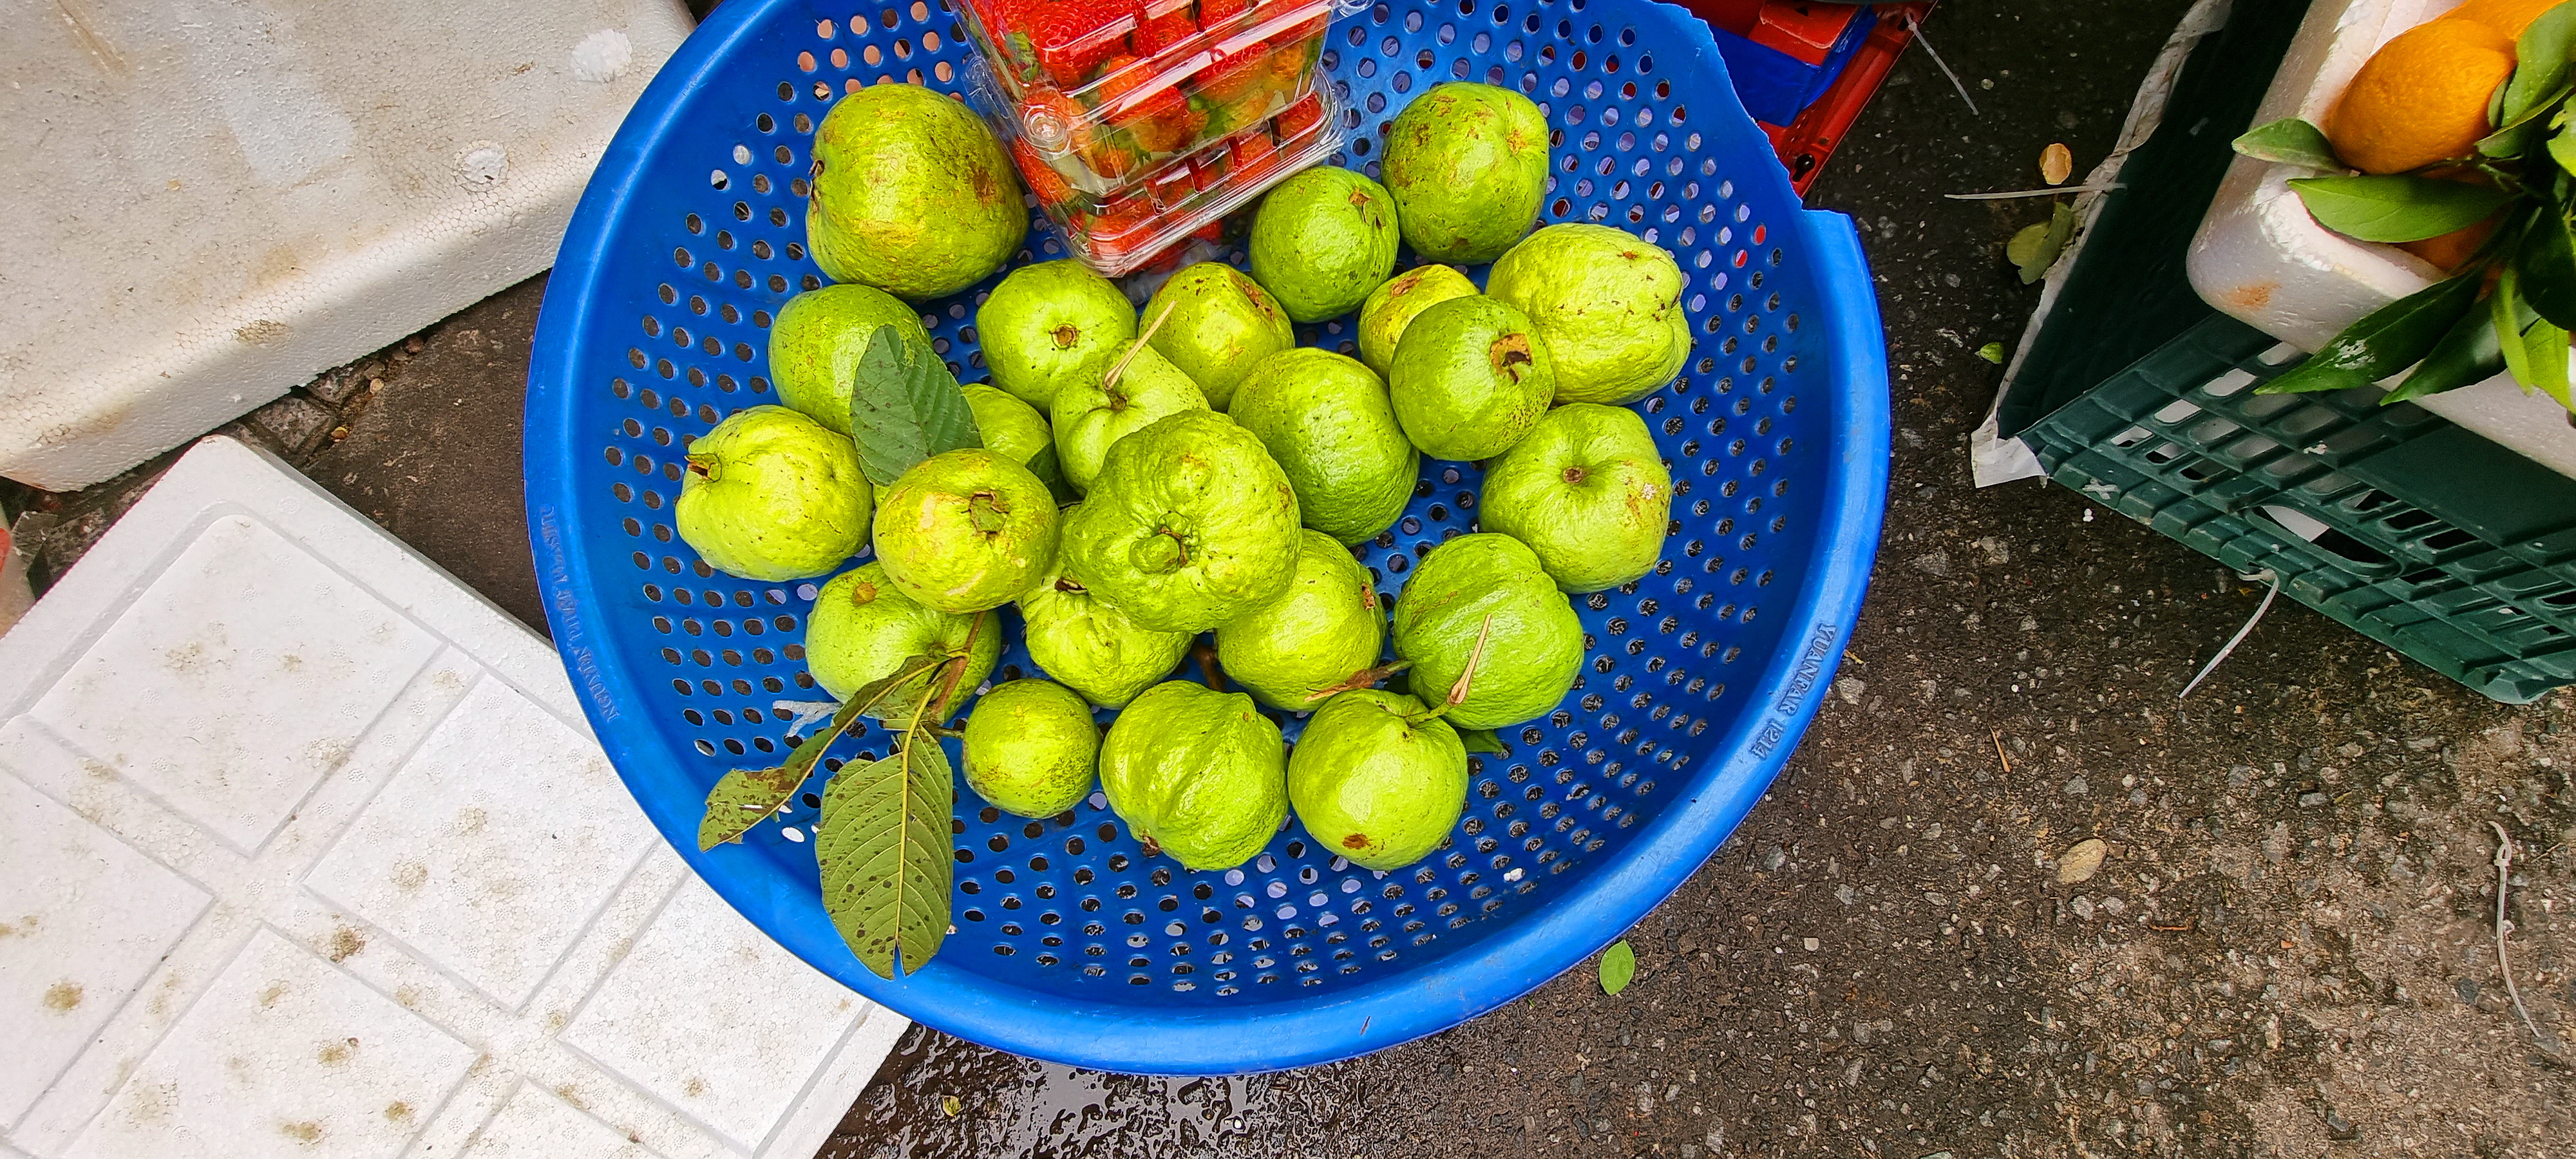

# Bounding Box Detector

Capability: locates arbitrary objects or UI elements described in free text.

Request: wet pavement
[8,1,2571,1156]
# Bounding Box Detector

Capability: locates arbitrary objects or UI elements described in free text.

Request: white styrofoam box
[0,1,694,492]
[2186,0,2576,480]
[0,437,904,1158]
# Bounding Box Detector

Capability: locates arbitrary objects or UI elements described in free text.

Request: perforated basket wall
[525,0,1889,1073]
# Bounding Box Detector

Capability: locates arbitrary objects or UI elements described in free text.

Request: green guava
[1484,224,1692,404]
[1287,690,1468,871]
[1248,167,1401,323]
[872,448,1060,613]
[1381,82,1551,265]
[1481,403,1673,593]
[961,679,1099,818]
[769,284,936,436]
[1138,262,1296,410]
[976,261,1137,409]
[1059,410,1302,632]
[1226,350,1416,545]
[1049,339,1209,493]
[1099,681,1287,869]
[804,562,999,721]
[1015,555,1193,709]
[1390,532,1584,730]
[806,82,1027,301]
[961,384,1052,466]
[1387,296,1555,461]
[1357,264,1478,377]
[1213,529,1385,711]
[674,406,872,581]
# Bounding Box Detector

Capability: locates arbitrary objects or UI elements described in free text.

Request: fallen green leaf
[2261,269,2485,394]
[2007,202,2076,285]
[1600,939,1636,996]
[1976,341,2007,364]
[2287,174,2517,243]
[941,1095,962,1117]
[847,325,982,487]
[697,655,942,851]
[2230,117,2342,170]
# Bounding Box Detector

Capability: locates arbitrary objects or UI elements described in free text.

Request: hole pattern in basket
[576,0,1826,1002]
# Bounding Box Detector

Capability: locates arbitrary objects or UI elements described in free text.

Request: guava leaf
[2287,175,2515,243]
[697,655,941,850]
[2230,117,2341,171]
[2261,269,2484,394]
[848,325,983,487]
[1599,939,1636,995]
[1459,728,1508,755]
[817,730,954,979]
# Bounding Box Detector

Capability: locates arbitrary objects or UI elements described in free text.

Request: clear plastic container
[981,71,1345,275]
[956,0,1361,194]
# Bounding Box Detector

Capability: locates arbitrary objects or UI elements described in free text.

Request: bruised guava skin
[1248,167,1401,323]
[1357,264,1477,377]
[1287,690,1468,871]
[978,261,1136,409]
[1059,410,1303,632]
[806,82,1026,301]
[871,449,1060,613]
[769,284,936,436]
[1016,556,1193,709]
[674,406,872,581]
[1390,533,1584,730]
[1226,349,1416,545]
[1049,340,1209,493]
[1213,530,1385,711]
[1381,82,1551,265]
[960,384,1053,473]
[1387,295,1555,461]
[1140,263,1295,410]
[1484,223,1692,404]
[804,563,999,721]
[1481,402,1674,592]
[961,679,1099,818]
[1099,681,1287,870]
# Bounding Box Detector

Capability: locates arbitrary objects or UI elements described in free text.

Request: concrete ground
[8,1,2571,1156]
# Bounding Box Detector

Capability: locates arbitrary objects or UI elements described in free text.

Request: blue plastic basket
[524,0,1888,1075]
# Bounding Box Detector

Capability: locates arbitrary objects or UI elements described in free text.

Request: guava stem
[1102,297,1181,392]
[1446,612,1498,710]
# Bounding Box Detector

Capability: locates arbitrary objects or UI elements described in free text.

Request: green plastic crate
[1998,0,2576,702]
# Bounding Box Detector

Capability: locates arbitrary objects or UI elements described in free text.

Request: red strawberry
[1198,0,1248,26]
[1198,40,1269,105]
[1023,0,1136,87]
[1133,0,1197,59]
[1095,55,1206,153]
[1009,138,1077,210]
[1275,91,1325,142]
[1228,127,1283,185]
[1148,162,1197,209]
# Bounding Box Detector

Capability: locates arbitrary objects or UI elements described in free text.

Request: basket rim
[522,0,1890,1075]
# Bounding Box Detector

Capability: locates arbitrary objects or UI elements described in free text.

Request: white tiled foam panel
[0,437,902,1158]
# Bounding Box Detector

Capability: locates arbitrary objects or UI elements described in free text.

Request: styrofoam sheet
[0,437,902,1158]
[0,1,694,491]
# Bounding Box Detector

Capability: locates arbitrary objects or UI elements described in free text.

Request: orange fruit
[2328,18,2515,174]
[2398,214,2497,272]
[2447,0,2561,39]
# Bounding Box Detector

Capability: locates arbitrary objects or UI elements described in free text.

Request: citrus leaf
[1600,939,1636,996]
[2387,297,2506,402]
[2497,263,2576,406]
[697,654,942,850]
[1459,728,1508,755]
[2519,203,2576,329]
[848,325,983,487]
[817,730,954,979]
[2505,3,2576,128]
[2260,270,2485,394]
[2230,117,2342,170]
[2287,175,2517,243]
